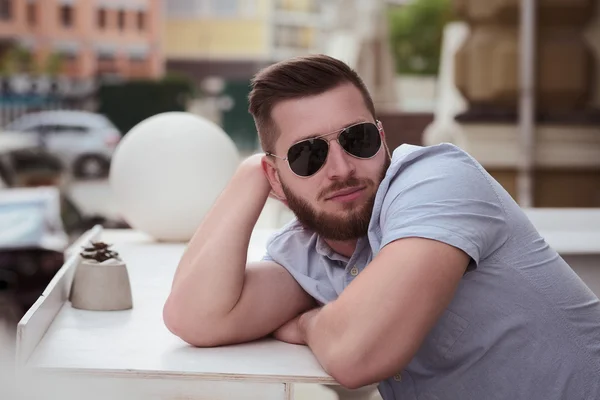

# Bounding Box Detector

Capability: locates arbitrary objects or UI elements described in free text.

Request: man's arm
[163,155,315,347]
[293,146,508,389]
[296,238,469,389]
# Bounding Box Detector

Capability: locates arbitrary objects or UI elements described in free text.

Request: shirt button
[393,373,402,382]
[350,266,359,276]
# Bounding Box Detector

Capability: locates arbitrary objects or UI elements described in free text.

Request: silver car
[3,110,121,179]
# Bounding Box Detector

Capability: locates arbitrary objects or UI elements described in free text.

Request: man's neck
[324,238,358,259]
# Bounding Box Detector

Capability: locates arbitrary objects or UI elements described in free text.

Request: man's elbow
[162,296,223,347]
[325,359,372,390]
[318,347,373,390]
[323,347,406,390]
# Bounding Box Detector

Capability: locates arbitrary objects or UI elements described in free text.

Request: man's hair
[248,54,376,153]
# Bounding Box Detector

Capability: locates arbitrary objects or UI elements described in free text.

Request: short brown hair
[248,54,376,153]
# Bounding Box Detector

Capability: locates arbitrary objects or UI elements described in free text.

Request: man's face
[265,83,391,241]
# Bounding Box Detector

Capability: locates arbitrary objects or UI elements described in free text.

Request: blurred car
[0,133,41,188]
[2,110,121,179]
[0,187,69,330]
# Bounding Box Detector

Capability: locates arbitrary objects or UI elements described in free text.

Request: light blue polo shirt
[263,143,600,400]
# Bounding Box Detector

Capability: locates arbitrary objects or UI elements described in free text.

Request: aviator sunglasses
[266,121,383,177]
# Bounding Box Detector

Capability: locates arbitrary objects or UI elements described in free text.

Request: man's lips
[325,186,366,201]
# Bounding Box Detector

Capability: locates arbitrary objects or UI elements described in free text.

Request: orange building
[0,0,163,80]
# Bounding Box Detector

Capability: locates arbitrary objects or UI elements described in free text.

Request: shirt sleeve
[261,224,338,305]
[378,145,510,266]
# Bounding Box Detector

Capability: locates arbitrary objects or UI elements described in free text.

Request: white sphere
[109,112,240,242]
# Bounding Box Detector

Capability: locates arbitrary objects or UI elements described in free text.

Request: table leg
[285,383,294,400]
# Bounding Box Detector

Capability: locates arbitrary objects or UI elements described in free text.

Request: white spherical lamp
[109,112,240,242]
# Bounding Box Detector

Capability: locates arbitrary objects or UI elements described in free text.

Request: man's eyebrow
[294,119,370,142]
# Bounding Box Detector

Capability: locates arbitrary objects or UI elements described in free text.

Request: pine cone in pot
[70,241,133,311]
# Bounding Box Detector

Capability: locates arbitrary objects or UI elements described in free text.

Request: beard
[281,156,391,241]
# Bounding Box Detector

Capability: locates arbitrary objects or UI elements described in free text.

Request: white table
[16,226,336,400]
[15,209,600,400]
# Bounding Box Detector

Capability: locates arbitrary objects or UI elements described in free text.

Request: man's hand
[272,314,305,345]
[241,153,288,207]
[273,307,321,345]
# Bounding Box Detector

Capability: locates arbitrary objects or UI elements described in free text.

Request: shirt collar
[315,233,368,264]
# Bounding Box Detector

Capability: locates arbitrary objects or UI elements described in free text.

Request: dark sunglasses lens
[338,123,381,158]
[287,139,329,177]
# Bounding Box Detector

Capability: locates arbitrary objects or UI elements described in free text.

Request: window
[24,125,44,134]
[25,124,87,135]
[96,42,117,61]
[210,0,238,16]
[0,0,12,20]
[274,25,313,49]
[30,124,88,134]
[98,53,114,61]
[54,125,89,134]
[167,0,198,17]
[97,8,106,29]
[27,2,36,25]
[129,45,149,62]
[117,9,125,30]
[275,25,294,47]
[59,51,77,61]
[60,5,73,28]
[136,11,145,30]
[130,55,146,63]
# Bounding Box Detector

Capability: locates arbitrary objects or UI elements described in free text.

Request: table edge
[16,225,104,366]
[24,366,337,385]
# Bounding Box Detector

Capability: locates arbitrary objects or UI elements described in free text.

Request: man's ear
[261,156,287,201]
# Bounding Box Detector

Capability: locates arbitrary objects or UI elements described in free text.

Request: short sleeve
[261,223,338,304]
[378,145,510,266]
[261,252,275,262]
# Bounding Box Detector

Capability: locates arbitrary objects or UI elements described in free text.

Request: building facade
[425,0,600,208]
[164,0,269,83]
[0,0,163,81]
[163,0,329,83]
[163,0,332,151]
[270,0,326,61]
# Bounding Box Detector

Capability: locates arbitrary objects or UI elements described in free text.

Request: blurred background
[0,0,598,398]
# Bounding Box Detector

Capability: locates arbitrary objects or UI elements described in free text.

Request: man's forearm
[164,157,271,328]
[298,305,375,389]
[298,307,335,363]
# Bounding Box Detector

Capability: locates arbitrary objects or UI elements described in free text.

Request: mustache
[319,176,372,200]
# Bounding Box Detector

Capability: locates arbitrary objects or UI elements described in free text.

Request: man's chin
[300,209,373,240]
[283,183,379,240]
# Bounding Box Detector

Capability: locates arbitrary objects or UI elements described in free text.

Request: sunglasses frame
[266,120,384,178]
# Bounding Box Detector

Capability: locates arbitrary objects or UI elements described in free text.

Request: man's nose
[325,141,355,180]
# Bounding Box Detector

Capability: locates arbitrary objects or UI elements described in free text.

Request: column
[443,0,600,207]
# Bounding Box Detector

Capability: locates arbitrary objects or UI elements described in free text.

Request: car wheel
[73,155,110,179]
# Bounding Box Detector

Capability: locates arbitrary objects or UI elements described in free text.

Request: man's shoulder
[377,143,483,198]
[387,142,478,176]
[374,142,507,220]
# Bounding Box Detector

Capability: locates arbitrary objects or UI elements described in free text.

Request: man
[163,55,600,400]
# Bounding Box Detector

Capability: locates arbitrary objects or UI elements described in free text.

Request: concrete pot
[70,258,133,311]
